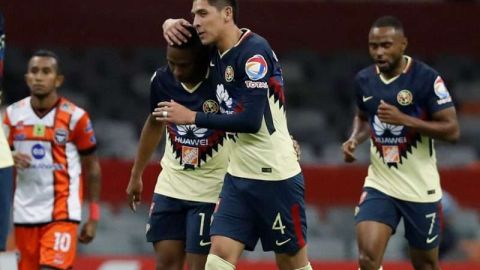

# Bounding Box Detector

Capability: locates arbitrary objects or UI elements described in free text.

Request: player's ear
[55,74,65,88]
[223,6,233,22]
[402,37,408,52]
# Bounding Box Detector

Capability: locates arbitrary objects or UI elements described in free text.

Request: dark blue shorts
[210,173,307,254]
[146,193,215,254]
[355,187,442,250]
[0,166,13,251]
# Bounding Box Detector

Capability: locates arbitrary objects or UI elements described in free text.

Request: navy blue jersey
[354,56,454,202]
[149,67,229,203]
[197,29,300,181]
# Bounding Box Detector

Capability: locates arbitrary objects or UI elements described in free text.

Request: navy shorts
[355,187,442,250]
[146,193,215,254]
[210,173,307,253]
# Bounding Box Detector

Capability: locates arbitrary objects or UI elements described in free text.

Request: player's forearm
[195,91,266,133]
[86,162,101,202]
[403,115,460,143]
[349,115,370,144]
[131,116,165,178]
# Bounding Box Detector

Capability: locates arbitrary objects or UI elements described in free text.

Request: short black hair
[206,0,238,23]
[170,26,209,63]
[371,16,404,33]
[171,26,203,50]
[31,49,62,74]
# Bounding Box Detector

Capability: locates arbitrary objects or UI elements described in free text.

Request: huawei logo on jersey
[177,125,208,139]
[371,115,422,168]
[373,115,403,136]
[216,84,234,114]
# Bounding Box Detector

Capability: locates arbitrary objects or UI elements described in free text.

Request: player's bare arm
[79,153,101,244]
[127,115,166,212]
[377,100,460,143]
[154,100,196,125]
[343,109,370,163]
[163,18,192,46]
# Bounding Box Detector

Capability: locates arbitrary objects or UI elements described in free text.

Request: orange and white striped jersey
[3,97,97,224]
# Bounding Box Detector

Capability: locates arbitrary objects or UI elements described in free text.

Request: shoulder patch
[434,76,452,105]
[245,54,268,81]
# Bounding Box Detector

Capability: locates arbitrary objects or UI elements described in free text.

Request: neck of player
[31,91,59,111]
[382,56,407,79]
[216,25,242,54]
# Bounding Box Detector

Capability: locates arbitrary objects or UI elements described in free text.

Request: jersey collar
[218,28,252,59]
[181,68,210,93]
[377,55,413,85]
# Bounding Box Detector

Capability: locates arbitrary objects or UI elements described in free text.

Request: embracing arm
[155,91,267,134]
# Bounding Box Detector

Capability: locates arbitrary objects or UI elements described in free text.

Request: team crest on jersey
[225,66,234,82]
[203,100,220,113]
[245,54,268,81]
[434,76,452,105]
[397,90,413,106]
[54,128,69,145]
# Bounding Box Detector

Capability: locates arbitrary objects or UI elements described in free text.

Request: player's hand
[342,138,358,163]
[291,136,301,161]
[126,176,143,212]
[78,220,97,244]
[377,100,406,125]
[12,152,31,169]
[154,100,197,125]
[163,18,192,46]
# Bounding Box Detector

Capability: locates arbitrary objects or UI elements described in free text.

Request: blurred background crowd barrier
[2,1,480,269]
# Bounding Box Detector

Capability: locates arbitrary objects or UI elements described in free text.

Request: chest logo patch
[397,89,413,106]
[203,100,220,113]
[182,146,199,166]
[225,66,234,82]
[33,124,46,137]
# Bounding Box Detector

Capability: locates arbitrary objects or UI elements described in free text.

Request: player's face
[25,56,63,98]
[166,47,199,84]
[368,27,407,74]
[192,0,228,45]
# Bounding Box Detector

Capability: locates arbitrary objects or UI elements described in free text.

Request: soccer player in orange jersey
[3,50,102,270]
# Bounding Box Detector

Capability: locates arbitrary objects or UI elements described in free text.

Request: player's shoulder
[59,97,87,119]
[410,58,439,78]
[151,65,171,83]
[238,29,272,56]
[8,96,30,111]
[355,64,377,82]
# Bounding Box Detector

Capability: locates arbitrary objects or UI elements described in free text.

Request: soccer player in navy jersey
[342,16,460,270]
[126,27,230,270]
[157,1,312,270]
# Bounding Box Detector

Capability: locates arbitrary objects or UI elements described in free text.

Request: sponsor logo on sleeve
[434,76,452,105]
[245,54,268,81]
[245,80,268,89]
